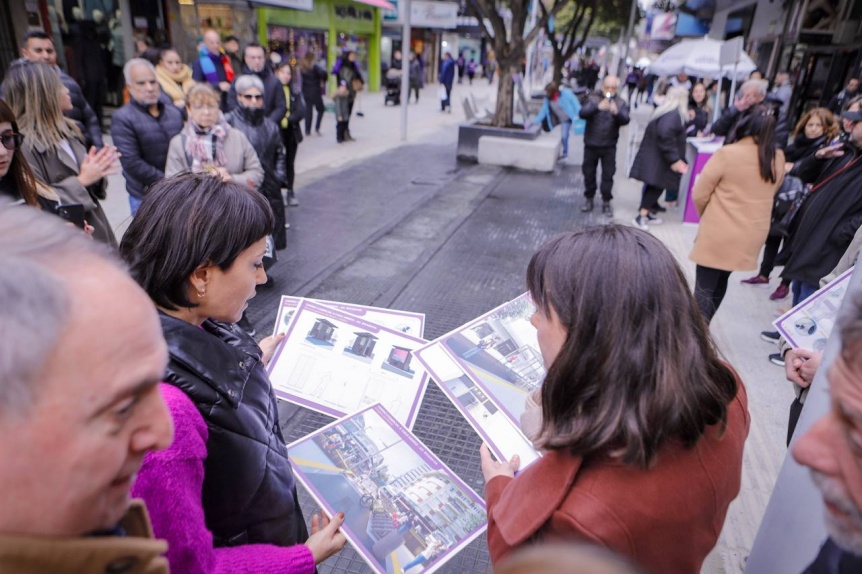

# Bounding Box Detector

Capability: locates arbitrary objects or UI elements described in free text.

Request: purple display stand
[680,138,723,225]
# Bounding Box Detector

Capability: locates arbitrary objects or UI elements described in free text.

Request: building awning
[353,0,396,10]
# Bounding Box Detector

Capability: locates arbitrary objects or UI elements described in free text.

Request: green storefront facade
[257,0,382,92]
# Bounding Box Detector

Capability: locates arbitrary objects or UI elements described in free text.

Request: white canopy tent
[647,37,756,80]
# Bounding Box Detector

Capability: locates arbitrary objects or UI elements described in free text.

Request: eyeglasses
[0,131,24,151]
[241,94,263,101]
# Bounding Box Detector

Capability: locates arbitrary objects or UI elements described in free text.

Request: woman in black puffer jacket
[226,74,288,250]
[740,107,837,299]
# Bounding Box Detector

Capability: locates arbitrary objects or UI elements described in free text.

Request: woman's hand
[670,159,689,174]
[815,142,845,160]
[480,443,520,482]
[83,220,95,237]
[77,146,120,187]
[305,512,347,564]
[259,333,285,367]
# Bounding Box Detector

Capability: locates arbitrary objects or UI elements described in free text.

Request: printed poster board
[773,267,854,351]
[272,296,426,339]
[289,404,487,574]
[268,300,429,429]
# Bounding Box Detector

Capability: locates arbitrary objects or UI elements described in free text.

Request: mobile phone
[55,203,86,229]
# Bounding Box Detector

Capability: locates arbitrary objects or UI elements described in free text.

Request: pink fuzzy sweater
[132,384,316,574]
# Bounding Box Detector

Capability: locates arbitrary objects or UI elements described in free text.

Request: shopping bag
[437,86,447,101]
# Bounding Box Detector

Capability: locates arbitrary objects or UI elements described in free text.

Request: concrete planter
[457,121,541,162]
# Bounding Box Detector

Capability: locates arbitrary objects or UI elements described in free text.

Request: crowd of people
[4,21,862,574]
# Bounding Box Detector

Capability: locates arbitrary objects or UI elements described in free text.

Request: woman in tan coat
[690,105,785,323]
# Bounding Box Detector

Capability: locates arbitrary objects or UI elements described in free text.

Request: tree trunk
[492,65,515,127]
[552,50,565,85]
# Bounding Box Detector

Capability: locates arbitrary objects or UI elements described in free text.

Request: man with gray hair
[227,43,286,125]
[110,58,184,215]
[712,78,789,147]
[793,290,862,572]
[0,205,174,570]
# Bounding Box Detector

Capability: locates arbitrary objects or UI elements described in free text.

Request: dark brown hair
[544,81,559,99]
[527,226,738,468]
[727,104,779,183]
[119,173,274,311]
[0,99,40,207]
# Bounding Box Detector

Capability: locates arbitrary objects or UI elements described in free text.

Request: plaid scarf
[183,116,228,173]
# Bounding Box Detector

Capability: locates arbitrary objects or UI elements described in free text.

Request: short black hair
[119,173,274,311]
[22,30,52,46]
[224,35,240,44]
[244,42,265,57]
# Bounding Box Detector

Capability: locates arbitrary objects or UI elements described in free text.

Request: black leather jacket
[159,313,308,548]
[578,92,631,148]
[226,106,286,202]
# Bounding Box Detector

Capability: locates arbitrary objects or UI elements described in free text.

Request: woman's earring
[198,290,206,298]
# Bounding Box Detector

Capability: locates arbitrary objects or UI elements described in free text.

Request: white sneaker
[632,215,649,231]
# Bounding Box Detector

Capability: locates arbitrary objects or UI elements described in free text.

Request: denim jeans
[128,194,142,216]
[559,120,572,156]
[791,280,819,307]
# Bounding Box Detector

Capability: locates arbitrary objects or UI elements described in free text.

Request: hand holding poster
[289,404,487,574]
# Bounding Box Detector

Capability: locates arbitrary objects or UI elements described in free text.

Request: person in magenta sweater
[120,173,347,573]
[132,384,344,573]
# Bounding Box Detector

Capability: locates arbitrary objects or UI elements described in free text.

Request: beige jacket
[0,501,168,574]
[690,138,785,271]
[164,126,264,190]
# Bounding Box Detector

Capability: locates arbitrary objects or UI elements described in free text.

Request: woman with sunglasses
[0,99,59,210]
[226,75,288,247]
[165,83,263,190]
[1,62,119,246]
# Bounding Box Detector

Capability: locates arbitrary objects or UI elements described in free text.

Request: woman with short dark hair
[120,173,346,573]
[482,225,749,573]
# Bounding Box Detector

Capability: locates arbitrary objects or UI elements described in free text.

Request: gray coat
[165,126,264,190]
[21,136,117,247]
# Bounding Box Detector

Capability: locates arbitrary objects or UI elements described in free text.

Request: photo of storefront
[258,0,383,92]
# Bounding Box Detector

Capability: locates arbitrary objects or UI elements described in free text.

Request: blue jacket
[439,58,456,86]
[110,99,184,199]
[534,88,585,134]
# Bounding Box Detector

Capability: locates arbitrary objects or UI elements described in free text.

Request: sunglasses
[0,131,24,151]
[241,94,264,101]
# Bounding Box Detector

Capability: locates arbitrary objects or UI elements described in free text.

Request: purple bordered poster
[272,295,426,339]
[288,404,487,574]
[414,293,542,466]
[773,266,855,351]
[267,300,429,429]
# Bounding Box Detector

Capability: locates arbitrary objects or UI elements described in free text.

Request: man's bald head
[203,30,221,55]
[602,75,620,93]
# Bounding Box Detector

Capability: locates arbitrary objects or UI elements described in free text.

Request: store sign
[256,0,314,11]
[410,0,458,28]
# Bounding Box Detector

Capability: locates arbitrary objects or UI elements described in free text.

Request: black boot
[580,197,594,212]
[602,202,614,218]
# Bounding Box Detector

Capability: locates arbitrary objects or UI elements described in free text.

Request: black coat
[578,92,630,148]
[226,106,286,202]
[301,64,327,102]
[227,65,288,126]
[630,111,687,191]
[712,97,789,149]
[785,133,828,164]
[110,99,184,199]
[58,70,103,148]
[159,313,309,548]
[782,147,862,285]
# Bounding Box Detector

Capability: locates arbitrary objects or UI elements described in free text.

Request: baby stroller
[384,68,402,106]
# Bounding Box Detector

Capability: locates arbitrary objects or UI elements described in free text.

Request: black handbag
[774,176,808,237]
